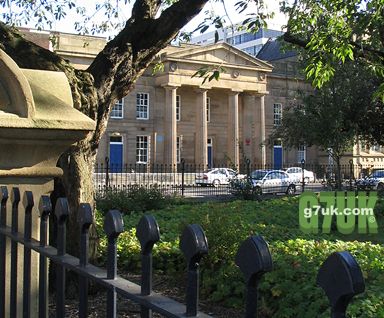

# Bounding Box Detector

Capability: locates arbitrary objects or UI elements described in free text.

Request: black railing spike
[55,198,69,225]
[38,195,51,318]
[54,198,69,318]
[136,215,160,255]
[235,235,273,318]
[0,186,8,203]
[104,209,124,243]
[23,191,34,211]
[136,215,160,318]
[104,210,124,318]
[0,186,8,318]
[22,191,34,318]
[11,187,20,205]
[78,203,93,318]
[180,224,208,317]
[9,188,20,317]
[78,203,93,266]
[317,251,365,318]
[39,195,52,220]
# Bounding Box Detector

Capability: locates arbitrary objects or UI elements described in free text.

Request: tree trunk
[0,0,210,260]
[57,140,99,258]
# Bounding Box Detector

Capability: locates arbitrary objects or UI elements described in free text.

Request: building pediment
[163,43,273,72]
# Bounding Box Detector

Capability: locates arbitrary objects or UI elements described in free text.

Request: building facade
[97,43,273,168]
[20,28,384,170]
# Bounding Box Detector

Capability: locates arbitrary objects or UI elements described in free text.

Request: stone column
[164,85,178,167]
[227,91,240,167]
[195,89,208,167]
[256,95,266,167]
[242,94,257,163]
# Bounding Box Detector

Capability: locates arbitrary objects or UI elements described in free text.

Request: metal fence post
[0,186,8,318]
[301,159,306,192]
[10,188,19,317]
[180,224,209,317]
[104,210,124,318]
[78,203,93,318]
[38,195,52,318]
[55,198,70,318]
[317,251,365,318]
[181,158,185,197]
[349,159,354,191]
[235,235,273,318]
[105,156,110,188]
[246,159,251,179]
[136,215,161,318]
[23,191,34,318]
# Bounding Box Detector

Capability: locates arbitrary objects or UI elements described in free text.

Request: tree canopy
[280,0,384,92]
[271,62,382,160]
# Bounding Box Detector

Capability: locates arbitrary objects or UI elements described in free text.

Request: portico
[153,43,272,168]
[98,42,272,169]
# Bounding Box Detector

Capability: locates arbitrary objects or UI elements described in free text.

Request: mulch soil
[49,272,243,317]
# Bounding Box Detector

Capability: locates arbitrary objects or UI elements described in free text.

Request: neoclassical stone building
[20,28,384,170]
[97,43,275,168]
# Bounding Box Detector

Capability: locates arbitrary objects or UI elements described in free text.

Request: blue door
[273,146,283,170]
[207,138,213,168]
[110,137,123,172]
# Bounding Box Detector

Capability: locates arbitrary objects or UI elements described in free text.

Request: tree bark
[0,0,209,259]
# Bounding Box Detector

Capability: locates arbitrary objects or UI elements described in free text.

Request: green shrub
[95,185,182,215]
[95,197,384,317]
[229,178,260,200]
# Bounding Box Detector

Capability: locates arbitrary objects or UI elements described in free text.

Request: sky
[11,0,287,37]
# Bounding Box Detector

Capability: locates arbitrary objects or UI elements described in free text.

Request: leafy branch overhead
[192,65,226,84]
[280,0,384,90]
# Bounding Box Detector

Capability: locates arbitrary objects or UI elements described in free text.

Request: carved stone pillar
[228,91,240,168]
[195,89,208,167]
[164,85,178,167]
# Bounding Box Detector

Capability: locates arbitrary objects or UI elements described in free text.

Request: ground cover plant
[95,196,384,318]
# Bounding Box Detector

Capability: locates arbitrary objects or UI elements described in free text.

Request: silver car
[250,170,296,194]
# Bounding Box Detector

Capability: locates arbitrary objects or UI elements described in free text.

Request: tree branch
[0,22,97,120]
[131,0,162,20]
[283,30,384,59]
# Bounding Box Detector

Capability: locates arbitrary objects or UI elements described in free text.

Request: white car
[285,167,315,183]
[196,168,245,187]
[250,170,296,195]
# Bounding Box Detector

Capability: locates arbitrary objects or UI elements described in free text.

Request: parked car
[195,168,245,187]
[355,170,384,191]
[285,167,315,183]
[249,169,296,194]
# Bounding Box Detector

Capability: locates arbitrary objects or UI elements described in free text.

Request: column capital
[229,89,243,96]
[243,90,269,97]
[162,84,181,90]
[194,86,210,93]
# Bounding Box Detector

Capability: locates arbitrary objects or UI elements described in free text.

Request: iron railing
[0,186,368,317]
[94,159,384,197]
